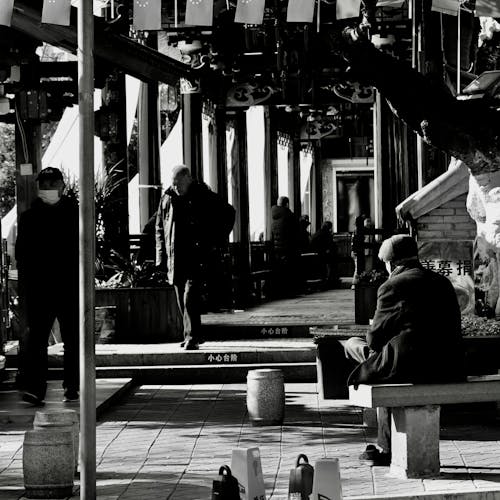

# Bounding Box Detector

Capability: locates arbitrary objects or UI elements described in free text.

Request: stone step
[35,361,318,384]
[0,378,134,426]
[6,340,318,368]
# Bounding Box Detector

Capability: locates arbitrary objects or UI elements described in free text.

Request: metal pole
[78,0,96,498]
[457,6,461,93]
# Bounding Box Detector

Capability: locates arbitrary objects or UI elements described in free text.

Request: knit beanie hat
[378,234,418,263]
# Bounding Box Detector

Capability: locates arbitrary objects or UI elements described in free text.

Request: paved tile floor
[2,383,500,499]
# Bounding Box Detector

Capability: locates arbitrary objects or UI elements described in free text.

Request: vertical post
[138,34,161,229]
[373,92,383,229]
[236,111,251,306]
[264,106,278,240]
[78,0,96,498]
[181,92,203,180]
[14,120,42,378]
[291,138,301,216]
[456,7,461,93]
[215,107,228,202]
[412,0,424,189]
[312,142,322,232]
[101,69,129,256]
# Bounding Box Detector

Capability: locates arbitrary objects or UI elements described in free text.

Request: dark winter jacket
[155,181,235,284]
[15,196,79,292]
[271,205,299,258]
[348,262,465,386]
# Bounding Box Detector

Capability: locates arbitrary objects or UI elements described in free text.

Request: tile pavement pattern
[2,383,500,499]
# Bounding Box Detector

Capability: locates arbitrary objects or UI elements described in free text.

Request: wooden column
[14,118,42,389]
[101,69,129,256]
[137,35,161,230]
[236,110,250,275]
[181,92,203,180]
[231,111,251,307]
[15,120,41,214]
[215,108,228,201]
[312,142,323,232]
[291,138,301,216]
[264,106,278,239]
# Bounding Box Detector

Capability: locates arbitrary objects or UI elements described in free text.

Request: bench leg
[389,405,440,479]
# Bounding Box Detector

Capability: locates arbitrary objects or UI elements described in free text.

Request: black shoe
[181,338,204,348]
[63,388,79,402]
[184,341,199,351]
[22,391,45,407]
[359,445,391,466]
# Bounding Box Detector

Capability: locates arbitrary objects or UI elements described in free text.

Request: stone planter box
[354,284,379,325]
[95,287,182,343]
[463,336,500,375]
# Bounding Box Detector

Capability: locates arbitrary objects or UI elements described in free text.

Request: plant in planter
[357,269,388,287]
[461,315,500,337]
[95,250,183,344]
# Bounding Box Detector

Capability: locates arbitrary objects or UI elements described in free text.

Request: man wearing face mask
[343,234,465,466]
[155,165,235,350]
[15,167,79,406]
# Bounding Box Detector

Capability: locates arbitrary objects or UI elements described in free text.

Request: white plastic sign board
[311,458,342,500]
[231,447,266,500]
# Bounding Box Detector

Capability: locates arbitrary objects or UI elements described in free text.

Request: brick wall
[416,194,476,240]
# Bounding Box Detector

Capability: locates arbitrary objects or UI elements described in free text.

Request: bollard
[34,409,79,473]
[247,369,285,426]
[23,429,74,499]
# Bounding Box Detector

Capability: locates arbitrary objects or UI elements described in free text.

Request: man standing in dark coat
[344,234,465,465]
[156,165,235,350]
[270,196,300,297]
[16,167,79,405]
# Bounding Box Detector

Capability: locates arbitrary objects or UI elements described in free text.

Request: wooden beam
[12,1,194,85]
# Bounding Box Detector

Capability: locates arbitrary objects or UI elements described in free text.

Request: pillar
[215,107,228,202]
[137,34,161,230]
[291,138,301,216]
[14,118,42,386]
[101,69,129,257]
[264,106,278,240]
[181,91,203,181]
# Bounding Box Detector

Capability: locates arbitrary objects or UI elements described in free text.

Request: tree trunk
[339,29,500,314]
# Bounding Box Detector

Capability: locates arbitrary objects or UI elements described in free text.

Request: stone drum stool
[23,429,74,499]
[247,368,285,425]
[34,409,79,473]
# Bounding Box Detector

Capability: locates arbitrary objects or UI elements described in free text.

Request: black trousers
[344,337,391,453]
[174,278,202,342]
[23,287,79,400]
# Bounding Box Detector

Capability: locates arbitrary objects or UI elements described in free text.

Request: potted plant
[68,166,183,344]
[95,251,183,344]
[354,269,388,325]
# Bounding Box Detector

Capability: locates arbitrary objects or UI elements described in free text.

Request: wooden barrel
[33,409,79,473]
[247,369,285,426]
[23,429,74,499]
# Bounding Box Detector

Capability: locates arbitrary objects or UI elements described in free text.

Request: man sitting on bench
[344,234,465,466]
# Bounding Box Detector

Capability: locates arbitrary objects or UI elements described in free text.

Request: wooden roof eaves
[11,2,195,86]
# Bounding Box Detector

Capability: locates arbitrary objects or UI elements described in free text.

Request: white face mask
[39,189,61,205]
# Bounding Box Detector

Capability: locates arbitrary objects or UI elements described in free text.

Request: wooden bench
[349,375,500,479]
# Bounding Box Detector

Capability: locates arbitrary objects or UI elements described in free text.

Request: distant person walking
[156,165,235,350]
[270,196,300,297]
[311,221,339,286]
[15,167,79,406]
